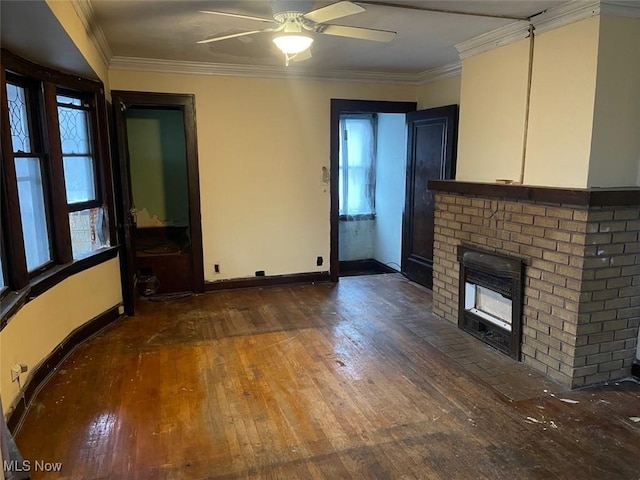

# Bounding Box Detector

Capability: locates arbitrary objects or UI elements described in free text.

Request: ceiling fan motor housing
[270,0,315,17]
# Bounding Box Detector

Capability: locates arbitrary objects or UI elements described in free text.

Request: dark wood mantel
[428,180,640,207]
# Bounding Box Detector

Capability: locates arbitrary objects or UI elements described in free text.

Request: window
[6,81,53,272]
[1,50,116,319]
[339,114,377,217]
[57,94,97,203]
[15,157,52,270]
[57,92,109,259]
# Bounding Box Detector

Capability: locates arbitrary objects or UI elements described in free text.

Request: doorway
[330,100,458,288]
[330,100,417,281]
[337,112,408,277]
[112,91,204,314]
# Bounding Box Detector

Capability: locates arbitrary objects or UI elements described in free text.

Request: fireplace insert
[457,245,524,359]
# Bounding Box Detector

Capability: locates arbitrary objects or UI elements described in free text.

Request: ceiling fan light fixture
[272,33,314,54]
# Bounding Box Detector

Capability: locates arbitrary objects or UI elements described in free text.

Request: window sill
[0,246,118,331]
[339,214,376,222]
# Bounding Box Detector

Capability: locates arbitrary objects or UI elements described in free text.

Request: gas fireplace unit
[457,245,524,360]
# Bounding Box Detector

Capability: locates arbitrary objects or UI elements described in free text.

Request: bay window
[0,50,116,323]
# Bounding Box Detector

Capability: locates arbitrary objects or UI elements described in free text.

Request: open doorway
[125,107,192,294]
[330,100,458,286]
[330,99,417,281]
[112,91,204,314]
[337,112,408,277]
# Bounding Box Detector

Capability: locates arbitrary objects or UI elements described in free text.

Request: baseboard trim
[6,305,122,433]
[205,272,331,292]
[632,361,640,379]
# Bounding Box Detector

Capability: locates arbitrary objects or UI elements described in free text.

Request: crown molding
[415,62,462,85]
[71,0,112,67]
[454,0,640,60]
[109,56,456,85]
[455,20,531,60]
[531,0,601,35]
[530,0,640,35]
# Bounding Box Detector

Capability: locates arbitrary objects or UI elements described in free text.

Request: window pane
[56,94,83,107]
[58,104,96,203]
[347,166,368,214]
[6,83,32,153]
[58,106,91,154]
[339,116,376,216]
[69,207,109,259]
[15,157,52,271]
[0,257,5,289]
[63,156,96,203]
[345,119,371,167]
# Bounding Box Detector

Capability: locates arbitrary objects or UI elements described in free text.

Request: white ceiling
[0,0,568,78]
[90,0,566,74]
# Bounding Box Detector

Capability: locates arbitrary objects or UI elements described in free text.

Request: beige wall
[416,75,461,109]
[1,258,122,414]
[524,17,600,187]
[588,16,640,187]
[456,39,531,183]
[110,70,416,280]
[45,0,109,87]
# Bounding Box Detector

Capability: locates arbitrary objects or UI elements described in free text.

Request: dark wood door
[402,105,458,289]
[112,97,138,315]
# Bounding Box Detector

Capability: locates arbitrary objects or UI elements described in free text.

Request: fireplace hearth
[458,245,524,359]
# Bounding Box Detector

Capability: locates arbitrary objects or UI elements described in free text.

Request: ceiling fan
[197,0,397,66]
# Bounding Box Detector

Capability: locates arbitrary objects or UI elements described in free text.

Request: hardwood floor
[14,274,640,479]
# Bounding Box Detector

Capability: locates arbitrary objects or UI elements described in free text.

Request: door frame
[329,99,417,282]
[111,91,204,314]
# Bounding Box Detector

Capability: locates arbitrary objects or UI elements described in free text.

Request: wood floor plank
[13,274,640,479]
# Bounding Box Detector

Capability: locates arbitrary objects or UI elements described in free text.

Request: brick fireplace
[428,181,640,388]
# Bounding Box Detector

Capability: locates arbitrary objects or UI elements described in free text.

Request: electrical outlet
[317,256,323,266]
[118,305,125,315]
[214,263,220,273]
[255,270,265,277]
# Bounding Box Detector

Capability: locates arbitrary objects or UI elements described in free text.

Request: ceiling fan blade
[197,30,264,44]
[303,1,364,24]
[292,49,312,62]
[318,25,396,42]
[200,10,276,23]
